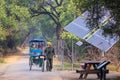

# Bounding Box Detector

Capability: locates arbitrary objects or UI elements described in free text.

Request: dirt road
[0,48,78,80]
[0,56,62,80]
[0,48,120,80]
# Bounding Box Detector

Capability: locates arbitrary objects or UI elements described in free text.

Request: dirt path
[0,47,120,80]
[0,51,62,80]
[0,47,72,80]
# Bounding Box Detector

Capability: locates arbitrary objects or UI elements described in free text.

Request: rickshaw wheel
[29,57,33,70]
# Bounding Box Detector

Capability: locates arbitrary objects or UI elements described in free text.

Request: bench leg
[100,71,103,80]
[83,73,88,79]
[102,71,106,80]
[79,73,87,79]
[79,73,88,79]
[79,74,83,79]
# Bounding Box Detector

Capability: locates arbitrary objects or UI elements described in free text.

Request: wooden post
[72,39,74,70]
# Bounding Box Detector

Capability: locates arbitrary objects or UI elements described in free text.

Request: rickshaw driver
[44,42,55,71]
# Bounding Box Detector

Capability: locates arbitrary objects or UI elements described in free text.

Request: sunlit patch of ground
[53,57,61,65]
[4,55,20,63]
[3,47,26,64]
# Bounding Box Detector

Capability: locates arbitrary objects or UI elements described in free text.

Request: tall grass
[0,57,4,63]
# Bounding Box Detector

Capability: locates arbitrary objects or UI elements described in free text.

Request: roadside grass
[54,62,81,70]
[0,53,21,64]
[108,64,120,72]
[0,57,5,63]
[54,62,120,72]
[0,47,22,64]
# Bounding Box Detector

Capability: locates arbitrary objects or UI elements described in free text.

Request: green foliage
[0,0,31,53]
[60,0,81,27]
[73,0,120,37]
[0,26,7,40]
[61,31,81,56]
[61,31,79,41]
[60,0,83,41]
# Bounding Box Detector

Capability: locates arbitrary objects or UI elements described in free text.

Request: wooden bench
[76,61,110,80]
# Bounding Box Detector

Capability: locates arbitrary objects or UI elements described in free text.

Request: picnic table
[79,61,101,78]
[83,61,101,68]
[76,61,110,80]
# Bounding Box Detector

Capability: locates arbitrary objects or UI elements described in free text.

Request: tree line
[0,0,120,66]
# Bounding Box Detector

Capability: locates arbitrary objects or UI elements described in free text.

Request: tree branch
[55,0,63,6]
[30,8,58,25]
[47,2,60,18]
[41,6,59,21]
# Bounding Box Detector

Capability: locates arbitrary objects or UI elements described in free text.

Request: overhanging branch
[55,0,63,6]
[41,6,59,21]
[30,8,58,25]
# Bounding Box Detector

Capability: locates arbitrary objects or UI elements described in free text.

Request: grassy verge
[108,64,120,72]
[54,62,120,72]
[0,57,5,63]
[54,62,81,70]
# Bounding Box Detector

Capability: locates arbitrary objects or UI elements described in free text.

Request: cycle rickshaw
[29,39,46,71]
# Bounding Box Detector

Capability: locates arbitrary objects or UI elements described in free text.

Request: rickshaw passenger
[38,44,44,50]
[37,48,43,55]
[30,44,43,55]
[30,44,36,50]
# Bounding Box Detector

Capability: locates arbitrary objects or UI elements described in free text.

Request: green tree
[30,0,63,40]
[0,0,30,55]
[73,0,120,37]
[29,0,83,60]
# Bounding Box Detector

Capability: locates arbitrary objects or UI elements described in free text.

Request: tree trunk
[21,32,31,48]
[56,23,62,57]
[56,23,62,40]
